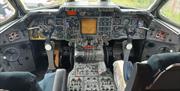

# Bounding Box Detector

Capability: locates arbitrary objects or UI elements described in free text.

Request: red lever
[83,45,95,49]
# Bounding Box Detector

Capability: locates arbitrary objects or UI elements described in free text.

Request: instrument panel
[28,6,148,42]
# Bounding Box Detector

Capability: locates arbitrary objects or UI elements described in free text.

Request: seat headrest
[147,63,180,90]
[147,52,180,74]
[0,72,41,91]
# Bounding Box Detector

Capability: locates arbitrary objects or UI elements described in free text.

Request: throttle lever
[45,21,56,71]
[122,39,133,82]
[45,40,55,70]
[123,39,133,62]
[122,20,135,81]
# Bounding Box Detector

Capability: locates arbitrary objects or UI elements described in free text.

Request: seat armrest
[52,69,66,91]
[125,63,152,91]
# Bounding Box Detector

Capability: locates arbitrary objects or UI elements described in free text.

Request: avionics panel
[81,18,97,35]
[27,4,148,41]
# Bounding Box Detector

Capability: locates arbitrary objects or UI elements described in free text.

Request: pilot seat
[0,69,66,91]
[125,52,180,91]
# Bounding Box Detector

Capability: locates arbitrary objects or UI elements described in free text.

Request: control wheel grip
[113,60,127,91]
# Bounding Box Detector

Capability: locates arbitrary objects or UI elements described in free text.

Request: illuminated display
[81,19,97,35]
[66,10,77,16]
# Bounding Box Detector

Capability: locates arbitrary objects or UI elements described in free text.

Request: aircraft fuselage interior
[0,0,180,91]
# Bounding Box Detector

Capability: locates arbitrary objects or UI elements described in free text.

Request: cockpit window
[21,0,156,10]
[160,0,180,26]
[112,0,155,9]
[0,0,15,24]
[20,0,65,10]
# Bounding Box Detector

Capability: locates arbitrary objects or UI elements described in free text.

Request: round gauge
[128,27,136,36]
[123,18,130,25]
[3,47,20,62]
[79,12,86,16]
[113,26,120,32]
[47,18,55,25]
[138,20,144,27]
[113,18,121,25]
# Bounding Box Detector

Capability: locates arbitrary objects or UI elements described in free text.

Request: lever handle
[45,41,55,70]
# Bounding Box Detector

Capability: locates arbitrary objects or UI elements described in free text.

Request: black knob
[147,42,155,48]
[76,56,84,63]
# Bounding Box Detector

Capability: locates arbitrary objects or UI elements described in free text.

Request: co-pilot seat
[147,63,180,90]
[0,69,66,91]
[125,52,180,91]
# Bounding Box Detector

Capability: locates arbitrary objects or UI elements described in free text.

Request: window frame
[18,0,63,12]
[111,0,157,10]
[0,0,17,26]
[157,0,180,28]
[19,0,157,11]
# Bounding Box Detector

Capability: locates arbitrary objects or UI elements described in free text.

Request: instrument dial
[3,47,20,62]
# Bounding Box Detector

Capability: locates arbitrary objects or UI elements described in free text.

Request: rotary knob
[75,56,85,63]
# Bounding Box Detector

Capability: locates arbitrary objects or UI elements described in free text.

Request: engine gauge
[127,27,136,36]
[47,18,55,25]
[113,26,121,32]
[131,18,138,26]
[123,18,130,25]
[113,18,121,25]
[138,20,144,27]
[79,12,86,16]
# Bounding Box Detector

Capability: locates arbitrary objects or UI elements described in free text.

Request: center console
[67,39,116,91]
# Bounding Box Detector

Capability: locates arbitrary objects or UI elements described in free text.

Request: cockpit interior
[0,0,180,91]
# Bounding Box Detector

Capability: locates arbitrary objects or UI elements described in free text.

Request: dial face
[123,18,130,25]
[113,18,121,25]
[3,47,20,62]
[138,20,144,27]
